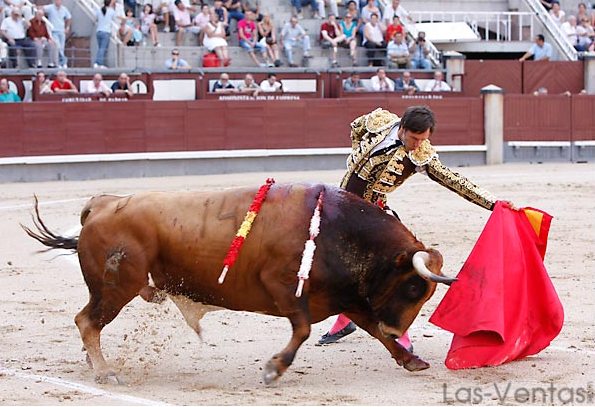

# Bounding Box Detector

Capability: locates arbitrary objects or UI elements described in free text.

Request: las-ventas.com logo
[442,382,594,404]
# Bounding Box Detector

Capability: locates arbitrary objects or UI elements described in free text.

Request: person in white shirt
[424,70,451,92]
[369,68,395,92]
[382,0,412,25]
[84,73,112,96]
[549,1,565,26]
[561,15,579,48]
[387,31,410,68]
[363,12,385,66]
[260,73,282,92]
[1,7,35,67]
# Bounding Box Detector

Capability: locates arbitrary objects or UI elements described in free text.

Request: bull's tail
[21,195,79,253]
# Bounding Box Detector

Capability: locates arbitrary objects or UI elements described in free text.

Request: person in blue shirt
[93,0,116,68]
[0,78,22,103]
[519,34,553,61]
[44,0,72,68]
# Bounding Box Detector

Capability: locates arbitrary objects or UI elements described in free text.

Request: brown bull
[23,183,455,385]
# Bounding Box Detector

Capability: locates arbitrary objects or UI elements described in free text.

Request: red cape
[429,201,564,369]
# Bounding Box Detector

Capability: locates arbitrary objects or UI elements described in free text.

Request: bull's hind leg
[260,277,311,385]
[75,247,148,384]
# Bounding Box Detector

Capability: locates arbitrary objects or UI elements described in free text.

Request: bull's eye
[403,279,427,301]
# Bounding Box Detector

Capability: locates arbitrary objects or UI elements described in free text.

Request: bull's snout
[412,252,457,286]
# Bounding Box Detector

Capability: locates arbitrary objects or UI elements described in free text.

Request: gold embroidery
[426,158,496,210]
[364,108,400,133]
[408,139,438,166]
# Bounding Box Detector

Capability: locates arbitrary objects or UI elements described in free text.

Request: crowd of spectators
[210,71,283,94]
[545,1,595,52]
[342,68,450,94]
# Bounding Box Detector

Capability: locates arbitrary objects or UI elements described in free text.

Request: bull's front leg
[345,312,430,372]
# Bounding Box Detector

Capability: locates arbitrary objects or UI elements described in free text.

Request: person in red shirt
[50,70,78,94]
[319,13,345,67]
[238,9,266,66]
[28,8,59,68]
[385,15,405,42]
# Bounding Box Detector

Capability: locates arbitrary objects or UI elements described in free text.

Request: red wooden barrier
[504,94,572,141]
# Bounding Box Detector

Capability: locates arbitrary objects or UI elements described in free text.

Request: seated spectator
[409,31,431,69]
[50,70,78,94]
[519,34,553,61]
[291,0,319,20]
[224,0,244,24]
[238,73,260,96]
[561,16,582,50]
[383,0,412,25]
[140,4,159,46]
[212,0,229,34]
[212,72,237,93]
[316,0,338,19]
[577,17,594,51]
[28,7,58,68]
[172,0,191,46]
[1,7,35,68]
[343,72,366,92]
[35,71,53,94]
[424,70,451,92]
[363,13,385,67]
[192,4,210,45]
[387,31,409,68]
[394,70,419,94]
[345,1,360,21]
[337,14,358,65]
[84,73,112,96]
[258,13,282,67]
[549,1,565,26]
[0,78,21,103]
[238,9,266,66]
[281,16,311,68]
[118,9,134,45]
[260,73,282,92]
[165,48,191,69]
[111,72,133,97]
[385,15,405,43]
[203,10,230,66]
[370,68,394,91]
[577,2,595,27]
[320,13,345,67]
[360,0,380,24]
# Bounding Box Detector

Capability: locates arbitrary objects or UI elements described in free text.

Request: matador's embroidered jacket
[341,108,496,210]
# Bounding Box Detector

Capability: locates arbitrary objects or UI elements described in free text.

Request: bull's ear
[394,251,409,267]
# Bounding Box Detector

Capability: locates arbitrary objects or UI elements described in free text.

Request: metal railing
[522,0,578,60]
[408,11,539,42]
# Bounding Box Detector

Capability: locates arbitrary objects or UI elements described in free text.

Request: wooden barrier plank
[504,94,572,141]
[464,60,522,96]
[571,95,595,141]
[522,61,584,95]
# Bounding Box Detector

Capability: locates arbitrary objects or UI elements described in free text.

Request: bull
[23,183,455,385]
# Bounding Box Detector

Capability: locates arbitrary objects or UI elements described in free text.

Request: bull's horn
[412,251,457,286]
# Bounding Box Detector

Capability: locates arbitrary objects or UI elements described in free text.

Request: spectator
[360,0,380,24]
[316,0,338,19]
[577,16,594,50]
[280,16,311,67]
[224,0,244,24]
[171,0,191,46]
[370,68,394,91]
[140,4,159,46]
[28,7,58,68]
[260,73,282,92]
[561,16,581,50]
[339,13,358,66]
[192,4,210,45]
[519,34,553,61]
[577,2,595,27]
[362,13,385,67]
[83,73,112,96]
[291,0,319,20]
[212,72,237,93]
[345,0,360,21]
[93,0,116,69]
[0,78,21,103]
[394,70,419,94]
[111,72,133,97]
[43,0,71,68]
[213,0,229,29]
[257,13,282,67]
[385,15,404,42]
[549,1,565,26]
[320,13,345,67]
[203,10,230,66]
[238,9,266,66]
[118,8,134,45]
[424,70,451,92]
[1,8,35,68]
[343,71,366,92]
[533,86,548,96]
[540,0,554,11]
[382,0,412,25]
[165,47,191,69]
[50,70,78,94]
[409,31,431,69]
[387,31,409,68]
[237,73,260,96]
[35,71,53,94]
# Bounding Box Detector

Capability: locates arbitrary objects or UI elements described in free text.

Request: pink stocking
[397,331,412,349]
[328,314,352,335]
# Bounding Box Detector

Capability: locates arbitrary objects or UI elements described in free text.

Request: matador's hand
[503,200,519,211]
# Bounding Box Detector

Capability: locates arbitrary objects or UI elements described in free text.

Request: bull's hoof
[95,370,124,385]
[403,357,430,372]
[263,360,280,385]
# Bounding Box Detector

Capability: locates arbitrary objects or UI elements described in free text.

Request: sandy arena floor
[0,163,593,405]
